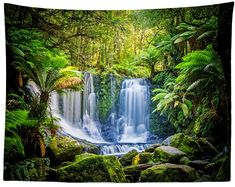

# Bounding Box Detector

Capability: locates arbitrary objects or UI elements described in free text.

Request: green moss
[4,158,50,181]
[132,152,153,165]
[197,138,219,157]
[119,149,138,166]
[124,165,142,182]
[179,156,190,165]
[140,163,198,182]
[57,154,127,182]
[213,156,230,181]
[153,146,186,163]
[144,144,160,153]
[49,136,83,163]
[166,133,203,158]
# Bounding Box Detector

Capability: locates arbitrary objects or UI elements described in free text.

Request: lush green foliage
[5,110,35,159]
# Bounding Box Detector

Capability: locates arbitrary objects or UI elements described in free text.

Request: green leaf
[174,36,188,44]
[11,46,25,57]
[179,103,189,117]
[152,93,167,101]
[197,30,216,40]
[152,88,168,93]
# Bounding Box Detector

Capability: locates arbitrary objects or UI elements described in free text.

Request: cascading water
[51,72,105,143]
[117,79,150,143]
[100,78,151,155]
[50,72,156,155]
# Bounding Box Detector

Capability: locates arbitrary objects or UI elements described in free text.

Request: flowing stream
[50,72,155,155]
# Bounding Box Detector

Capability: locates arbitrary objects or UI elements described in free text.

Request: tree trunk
[215,2,233,149]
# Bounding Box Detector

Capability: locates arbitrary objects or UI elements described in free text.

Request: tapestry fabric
[3,2,233,182]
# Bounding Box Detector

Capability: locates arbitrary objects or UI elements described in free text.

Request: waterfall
[49,73,154,155]
[51,72,105,143]
[117,79,150,143]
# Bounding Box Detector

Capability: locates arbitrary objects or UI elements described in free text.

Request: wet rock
[144,144,160,153]
[140,163,199,182]
[119,149,138,166]
[132,152,153,165]
[197,138,219,157]
[195,175,212,182]
[188,160,210,170]
[79,140,100,154]
[153,146,186,163]
[124,163,159,182]
[57,153,127,182]
[48,135,83,163]
[204,155,230,181]
[179,156,190,165]
[162,133,203,159]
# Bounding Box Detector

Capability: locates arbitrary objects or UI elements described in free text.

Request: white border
[0,0,234,187]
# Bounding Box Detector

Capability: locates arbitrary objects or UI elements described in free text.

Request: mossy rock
[124,163,158,182]
[197,138,219,157]
[119,149,138,166]
[213,156,230,181]
[132,152,153,165]
[153,146,186,163]
[179,156,190,165]
[57,153,127,182]
[140,163,199,182]
[162,133,203,159]
[49,135,83,163]
[4,157,50,181]
[188,160,210,170]
[79,140,100,154]
[144,144,160,153]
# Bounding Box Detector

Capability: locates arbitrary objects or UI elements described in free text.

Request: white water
[50,72,105,143]
[117,79,150,143]
[101,144,151,156]
[49,73,152,154]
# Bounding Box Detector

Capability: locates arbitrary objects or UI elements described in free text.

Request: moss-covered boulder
[79,139,100,154]
[57,153,127,182]
[124,163,158,182]
[188,160,210,170]
[140,163,198,182]
[179,156,190,165]
[4,157,50,181]
[153,146,186,163]
[162,133,203,159]
[144,144,160,153]
[119,149,138,166]
[132,152,153,165]
[197,138,219,157]
[49,135,83,163]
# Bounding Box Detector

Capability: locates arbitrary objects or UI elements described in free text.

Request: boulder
[213,156,230,181]
[179,156,190,165]
[124,163,159,182]
[57,153,127,182]
[162,133,203,159]
[195,175,212,182]
[204,155,230,181]
[188,160,210,170]
[197,138,219,157]
[119,149,138,166]
[140,163,198,182]
[132,152,153,165]
[79,139,100,154]
[153,146,186,163]
[4,157,50,181]
[48,135,83,163]
[144,144,160,153]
